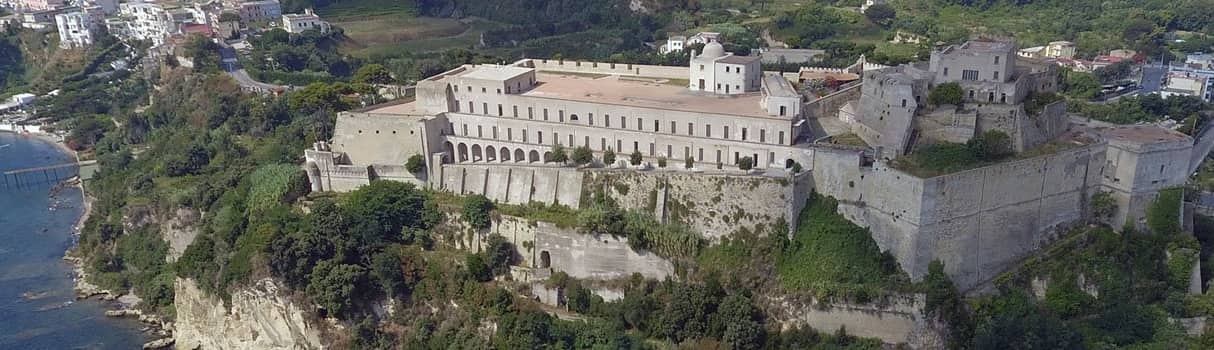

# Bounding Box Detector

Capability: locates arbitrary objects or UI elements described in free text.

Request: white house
[55,10,98,48]
[282,8,328,34]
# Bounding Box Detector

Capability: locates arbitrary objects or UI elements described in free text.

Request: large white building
[54,9,98,48]
[282,8,327,34]
[236,0,279,23]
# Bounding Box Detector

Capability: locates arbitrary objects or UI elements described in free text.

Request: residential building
[55,9,98,48]
[13,0,63,12]
[659,32,720,54]
[660,35,685,54]
[236,0,279,23]
[1186,53,1214,70]
[282,8,328,34]
[690,41,762,95]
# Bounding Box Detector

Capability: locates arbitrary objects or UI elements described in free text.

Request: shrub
[737,156,754,171]
[1090,191,1116,222]
[791,161,803,173]
[929,82,963,106]
[685,157,694,169]
[572,146,593,165]
[405,154,425,173]
[657,157,667,168]
[1147,187,1184,235]
[462,194,494,230]
[247,164,307,215]
[603,149,616,165]
[629,151,643,166]
[550,144,568,163]
[966,130,1013,161]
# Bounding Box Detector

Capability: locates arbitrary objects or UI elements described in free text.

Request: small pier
[1,160,97,190]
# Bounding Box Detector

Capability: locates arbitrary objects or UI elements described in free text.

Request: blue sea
[0,132,146,349]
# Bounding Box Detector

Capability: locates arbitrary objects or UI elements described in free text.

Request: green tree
[306,260,367,318]
[572,145,593,165]
[550,144,568,163]
[405,154,425,173]
[629,151,643,166]
[462,194,494,230]
[737,156,754,171]
[484,234,516,276]
[685,157,694,169]
[603,149,617,165]
[352,64,394,85]
[343,180,435,247]
[657,157,667,168]
[466,254,492,282]
[268,230,336,288]
[1062,71,1101,100]
[929,82,964,106]
[864,4,896,26]
[369,250,406,297]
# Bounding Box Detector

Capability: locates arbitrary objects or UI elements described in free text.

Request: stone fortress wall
[810,143,1109,289]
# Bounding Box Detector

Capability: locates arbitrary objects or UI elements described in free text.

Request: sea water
[0,132,146,349]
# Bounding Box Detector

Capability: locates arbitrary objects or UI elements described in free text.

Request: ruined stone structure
[304,42,1193,291]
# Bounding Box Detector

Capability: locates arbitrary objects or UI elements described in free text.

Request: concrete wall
[583,170,804,239]
[439,164,584,208]
[765,294,936,347]
[442,213,674,280]
[804,83,862,121]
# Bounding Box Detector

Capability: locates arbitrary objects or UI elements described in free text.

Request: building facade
[55,9,97,48]
[237,0,279,23]
[282,8,328,34]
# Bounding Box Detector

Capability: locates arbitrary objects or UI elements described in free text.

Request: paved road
[218,43,290,93]
[1140,63,1165,94]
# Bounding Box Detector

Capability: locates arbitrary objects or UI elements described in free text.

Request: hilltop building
[303,40,1192,291]
[282,8,327,34]
[1017,40,1076,60]
[235,0,279,23]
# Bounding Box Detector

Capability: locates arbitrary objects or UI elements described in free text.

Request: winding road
[218,43,291,93]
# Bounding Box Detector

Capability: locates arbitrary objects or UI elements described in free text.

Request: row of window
[453,101,787,144]
[945,68,999,81]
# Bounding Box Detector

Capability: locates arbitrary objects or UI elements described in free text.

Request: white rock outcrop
[174,278,326,350]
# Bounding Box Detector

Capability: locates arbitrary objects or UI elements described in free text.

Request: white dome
[700,41,726,59]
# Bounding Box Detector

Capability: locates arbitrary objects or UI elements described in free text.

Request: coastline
[4,130,175,348]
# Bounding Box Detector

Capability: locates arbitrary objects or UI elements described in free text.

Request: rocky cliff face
[174,278,327,350]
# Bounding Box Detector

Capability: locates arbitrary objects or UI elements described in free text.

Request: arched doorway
[500,147,511,162]
[539,251,551,269]
[528,150,540,163]
[471,144,483,162]
[515,149,525,162]
[486,146,497,162]
[785,159,794,169]
[543,151,553,163]
[457,143,469,162]
[444,142,455,163]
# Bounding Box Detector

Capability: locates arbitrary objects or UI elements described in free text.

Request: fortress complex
[305,40,1194,290]
[846,41,1062,157]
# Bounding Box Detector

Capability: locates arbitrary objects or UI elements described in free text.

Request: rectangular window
[670,121,676,134]
[943,67,949,77]
[688,123,694,136]
[467,86,471,92]
[559,110,564,122]
[779,106,786,116]
[528,107,534,119]
[779,131,785,144]
[481,87,486,93]
[492,126,498,139]
[706,124,712,138]
[666,145,672,158]
[962,70,979,81]
[523,129,528,142]
[462,124,467,136]
[496,88,501,94]
[554,133,559,145]
[468,101,473,112]
[497,104,503,116]
[482,102,488,115]
[568,134,573,146]
[993,71,1000,80]
[477,126,482,138]
[633,141,639,152]
[454,100,460,112]
[760,129,765,143]
[994,56,1000,64]
[741,128,747,141]
[698,148,703,161]
[508,128,513,140]
[513,105,518,117]
[605,114,611,127]
[654,120,659,132]
[649,143,655,156]
[538,131,543,144]
[601,138,606,150]
[725,126,731,139]
[617,140,622,152]
[589,113,594,126]
[621,117,626,129]
[543,109,549,121]
[584,136,589,147]
[637,118,643,131]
